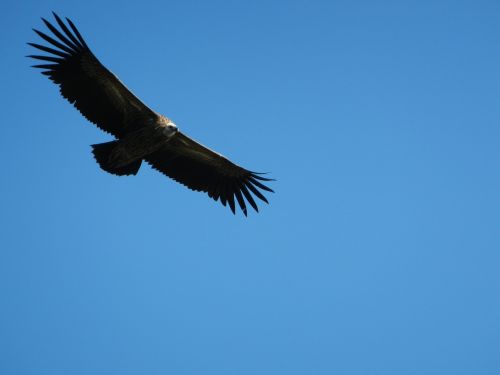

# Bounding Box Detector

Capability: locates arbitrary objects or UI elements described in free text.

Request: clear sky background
[1,0,499,374]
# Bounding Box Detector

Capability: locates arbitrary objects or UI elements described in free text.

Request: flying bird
[28,12,273,216]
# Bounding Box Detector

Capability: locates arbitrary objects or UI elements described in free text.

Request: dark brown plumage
[28,12,273,215]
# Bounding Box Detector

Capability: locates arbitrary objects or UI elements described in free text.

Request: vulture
[28,12,273,216]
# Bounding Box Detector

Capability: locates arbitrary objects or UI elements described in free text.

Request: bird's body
[95,116,177,171]
[28,13,273,215]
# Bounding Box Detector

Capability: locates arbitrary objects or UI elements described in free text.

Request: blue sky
[1,0,499,374]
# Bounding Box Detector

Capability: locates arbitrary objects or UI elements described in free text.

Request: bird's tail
[91,141,142,176]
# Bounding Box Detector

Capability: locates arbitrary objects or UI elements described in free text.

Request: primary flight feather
[28,12,273,216]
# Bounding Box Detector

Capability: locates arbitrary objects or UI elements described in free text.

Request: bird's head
[163,120,179,137]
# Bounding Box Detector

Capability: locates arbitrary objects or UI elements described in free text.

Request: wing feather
[240,184,258,212]
[27,42,69,58]
[29,13,156,137]
[53,13,86,49]
[234,189,247,216]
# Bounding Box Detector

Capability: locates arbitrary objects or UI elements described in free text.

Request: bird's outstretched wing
[145,133,274,216]
[28,12,156,138]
